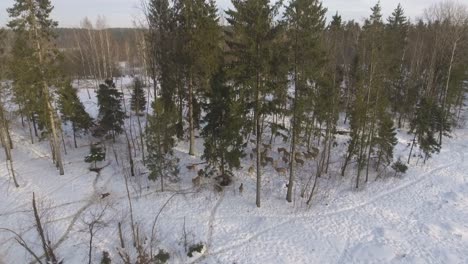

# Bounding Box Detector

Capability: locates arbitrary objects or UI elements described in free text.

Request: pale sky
[0,0,461,28]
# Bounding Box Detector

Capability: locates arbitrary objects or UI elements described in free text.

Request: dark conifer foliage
[130,77,146,115]
[58,81,93,148]
[96,79,125,141]
[146,98,179,191]
[202,67,245,177]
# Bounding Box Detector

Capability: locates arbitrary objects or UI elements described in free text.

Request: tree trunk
[188,74,195,156]
[407,134,417,164]
[255,55,262,208]
[286,45,299,203]
[439,38,458,145]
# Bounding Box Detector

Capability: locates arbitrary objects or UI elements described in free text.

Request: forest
[0,0,467,263]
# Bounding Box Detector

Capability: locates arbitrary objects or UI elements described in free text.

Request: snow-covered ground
[1,79,467,263]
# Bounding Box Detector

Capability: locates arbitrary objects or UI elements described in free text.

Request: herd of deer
[248,144,319,178]
[189,143,319,188]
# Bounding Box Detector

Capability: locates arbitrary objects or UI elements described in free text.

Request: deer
[278,147,287,154]
[192,175,202,187]
[295,152,304,159]
[304,151,317,160]
[264,156,274,164]
[275,167,287,176]
[186,164,197,171]
[295,157,305,166]
[248,165,255,176]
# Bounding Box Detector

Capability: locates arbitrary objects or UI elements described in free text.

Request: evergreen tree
[85,144,106,170]
[147,0,175,98]
[283,0,328,202]
[341,2,396,187]
[147,0,183,138]
[8,0,65,175]
[9,34,47,140]
[100,251,111,264]
[175,0,222,156]
[408,97,444,163]
[202,67,245,177]
[386,4,409,127]
[146,98,179,191]
[226,0,281,207]
[373,109,398,170]
[96,79,125,141]
[58,81,93,148]
[130,77,146,115]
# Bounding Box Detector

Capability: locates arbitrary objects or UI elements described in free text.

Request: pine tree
[283,0,328,202]
[146,98,179,191]
[96,79,125,142]
[130,77,146,115]
[202,67,245,178]
[226,0,281,207]
[58,81,93,148]
[8,0,65,175]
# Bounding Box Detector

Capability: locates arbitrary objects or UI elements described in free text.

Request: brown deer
[186,164,197,171]
[295,157,305,166]
[262,143,271,150]
[295,152,304,159]
[248,165,255,175]
[278,147,287,154]
[275,167,287,176]
[192,175,202,187]
[264,156,274,164]
[304,151,317,160]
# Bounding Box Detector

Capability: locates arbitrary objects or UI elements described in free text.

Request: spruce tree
[226,0,281,207]
[175,0,222,156]
[96,79,125,142]
[130,77,146,115]
[58,81,93,148]
[386,4,408,127]
[341,2,396,187]
[85,144,106,170]
[146,98,179,191]
[147,0,175,98]
[408,97,444,163]
[8,0,65,174]
[283,0,328,202]
[202,67,245,178]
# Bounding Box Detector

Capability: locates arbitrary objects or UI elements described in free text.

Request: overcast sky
[0,0,456,28]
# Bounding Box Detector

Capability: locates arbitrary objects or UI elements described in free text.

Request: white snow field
[1,78,467,264]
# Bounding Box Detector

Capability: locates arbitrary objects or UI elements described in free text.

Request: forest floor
[1,78,467,264]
